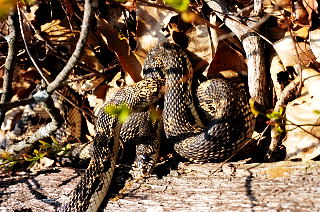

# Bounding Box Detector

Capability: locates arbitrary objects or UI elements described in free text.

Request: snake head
[143,42,193,79]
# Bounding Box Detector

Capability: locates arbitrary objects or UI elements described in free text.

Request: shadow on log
[1,161,320,211]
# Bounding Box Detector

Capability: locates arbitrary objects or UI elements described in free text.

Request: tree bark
[1,161,319,211]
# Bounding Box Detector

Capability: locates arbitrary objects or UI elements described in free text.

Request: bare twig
[286,119,320,140]
[1,0,96,156]
[17,6,49,85]
[55,90,96,119]
[0,96,35,112]
[26,95,64,145]
[274,79,300,112]
[19,8,104,77]
[2,95,64,155]
[0,31,6,38]
[0,89,53,112]
[266,79,300,161]
[253,0,263,16]
[22,0,96,148]
[0,11,19,125]
[47,0,96,93]
[204,0,272,45]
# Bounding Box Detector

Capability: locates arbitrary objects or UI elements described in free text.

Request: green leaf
[249,98,261,117]
[39,152,45,159]
[266,108,283,121]
[28,160,37,169]
[104,103,132,123]
[150,107,162,122]
[165,0,189,12]
[104,104,118,116]
[23,154,32,161]
[51,137,60,146]
[114,0,127,3]
[24,156,34,161]
[313,110,320,114]
[274,125,284,133]
[118,106,131,123]
[39,140,51,149]
[0,151,11,160]
[181,11,196,23]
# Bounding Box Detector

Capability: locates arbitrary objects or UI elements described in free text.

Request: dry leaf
[0,0,17,17]
[87,72,123,114]
[302,0,319,24]
[270,53,286,99]
[40,19,104,71]
[293,0,309,25]
[273,35,315,67]
[301,67,320,99]
[292,25,309,38]
[87,93,104,114]
[97,16,142,82]
[135,0,214,74]
[186,24,215,73]
[284,68,320,161]
[134,0,177,64]
[207,41,247,76]
[309,29,320,63]
[209,14,219,57]
[0,106,24,131]
[40,19,79,50]
[271,0,292,11]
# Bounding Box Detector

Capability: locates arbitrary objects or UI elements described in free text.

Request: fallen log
[1,161,319,211]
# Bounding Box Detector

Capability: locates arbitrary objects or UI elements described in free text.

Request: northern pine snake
[61,42,255,211]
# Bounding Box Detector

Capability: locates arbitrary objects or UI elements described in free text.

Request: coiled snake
[61,42,255,211]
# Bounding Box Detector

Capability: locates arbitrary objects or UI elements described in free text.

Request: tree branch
[25,95,64,146]
[204,0,268,109]
[266,79,300,161]
[2,95,64,155]
[0,96,35,112]
[0,11,19,125]
[2,0,96,156]
[46,0,96,93]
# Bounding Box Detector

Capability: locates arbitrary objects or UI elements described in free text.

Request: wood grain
[1,161,319,211]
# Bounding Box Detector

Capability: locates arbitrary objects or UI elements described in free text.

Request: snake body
[144,43,254,162]
[61,78,164,211]
[61,42,255,211]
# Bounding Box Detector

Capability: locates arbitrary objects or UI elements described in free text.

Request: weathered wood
[1,161,320,211]
[205,0,268,109]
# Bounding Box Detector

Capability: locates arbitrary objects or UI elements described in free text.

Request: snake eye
[207,104,216,113]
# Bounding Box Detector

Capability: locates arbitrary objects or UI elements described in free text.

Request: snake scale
[61,42,255,211]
